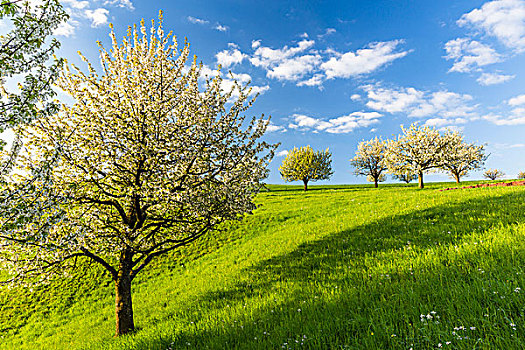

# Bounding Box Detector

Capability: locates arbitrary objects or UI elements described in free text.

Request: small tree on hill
[350,137,387,188]
[279,146,333,191]
[383,123,450,189]
[484,169,505,181]
[0,14,275,336]
[392,171,418,184]
[518,171,525,180]
[440,131,487,183]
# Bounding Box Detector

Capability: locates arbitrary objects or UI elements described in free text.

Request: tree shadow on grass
[148,190,525,349]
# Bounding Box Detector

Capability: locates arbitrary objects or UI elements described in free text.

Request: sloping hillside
[2,183,525,349]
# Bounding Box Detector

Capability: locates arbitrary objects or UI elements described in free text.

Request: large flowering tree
[0,14,275,336]
[279,146,333,191]
[349,137,387,188]
[383,123,450,189]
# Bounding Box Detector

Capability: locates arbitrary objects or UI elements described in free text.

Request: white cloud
[267,124,287,133]
[362,84,477,123]
[363,85,424,113]
[320,40,409,79]
[103,0,134,10]
[493,142,525,149]
[267,54,322,81]
[444,38,501,72]
[187,16,209,25]
[250,39,315,69]
[216,47,247,67]
[508,94,525,106]
[318,28,336,39]
[483,113,525,125]
[84,8,109,27]
[350,94,361,101]
[297,74,324,87]
[250,40,321,82]
[220,72,269,99]
[477,72,515,85]
[215,24,228,32]
[458,0,525,52]
[62,0,89,9]
[53,20,77,37]
[288,112,382,134]
[424,117,468,127]
[276,150,289,157]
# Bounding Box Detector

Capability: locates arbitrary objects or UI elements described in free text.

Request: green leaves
[279,146,333,186]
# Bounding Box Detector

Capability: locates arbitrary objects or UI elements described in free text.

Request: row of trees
[351,124,487,189]
[280,124,487,190]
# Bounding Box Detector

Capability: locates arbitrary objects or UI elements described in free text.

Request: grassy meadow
[2,181,525,349]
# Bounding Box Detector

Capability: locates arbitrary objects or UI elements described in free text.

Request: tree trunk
[303,179,308,191]
[418,171,424,189]
[374,178,378,188]
[115,254,134,336]
[454,172,460,184]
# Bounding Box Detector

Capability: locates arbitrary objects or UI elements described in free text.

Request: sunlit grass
[2,181,525,349]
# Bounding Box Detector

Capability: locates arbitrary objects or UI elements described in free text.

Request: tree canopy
[0,13,275,336]
[441,131,486,183]
[383,123,450,189]
[350,137,387,188]
[279,146,333,191]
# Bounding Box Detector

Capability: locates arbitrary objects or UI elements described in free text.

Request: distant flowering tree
[383,123,450,189]
[0,14,275,336]
[392,171,418,184]
[279,146,333,191]
[350,137,387,188]
[440,131,487,183]
[483,169,505,181]
[518,171,525,180]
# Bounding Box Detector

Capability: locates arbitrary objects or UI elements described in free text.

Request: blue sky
[14,0,525,184]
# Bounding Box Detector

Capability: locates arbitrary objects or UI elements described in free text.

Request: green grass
[2,181,525,349]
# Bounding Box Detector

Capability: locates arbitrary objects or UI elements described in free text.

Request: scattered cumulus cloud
[297,74,324,87]
[62,0,89,9]
[53,0,134,36]
[508,94,525,105]
[350,94,362,101]
[458,0,525,52]
[103,0,134,10]
[444,38,501,72]
[84,8,109,27]
[317,28,336,39]
[477,72,515,85]
[267,124,287,133]
[483,113,525,125]
[362,84,477,125]
[276,150,289,157]
[242,38,408,86]
[288,112,382,134]
[216,45,247,67]
[53,20,78,37]
[250,39,321,81]
[214,23,228,32]
[320,40,409,79]
[187,16,209,25]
